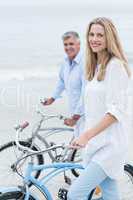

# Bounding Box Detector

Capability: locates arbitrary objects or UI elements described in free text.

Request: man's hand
[64,115,80,127]
[64,118,77,127]
[41,97,55,105]
[72,114,81,121]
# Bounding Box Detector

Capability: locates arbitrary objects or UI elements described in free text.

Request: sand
[0,76,133,199]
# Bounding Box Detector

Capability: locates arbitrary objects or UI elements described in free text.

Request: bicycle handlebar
[14,121,29,131]
[14,104,70,153]
[36,110,66,121]
[14,109,67,134]
[15,124,69,154]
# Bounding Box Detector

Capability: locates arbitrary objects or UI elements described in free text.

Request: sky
[0,0,132,13]
[0,0,132,6]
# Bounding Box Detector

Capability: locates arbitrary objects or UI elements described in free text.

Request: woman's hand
[69,113,117,149]
[70,132,89,149]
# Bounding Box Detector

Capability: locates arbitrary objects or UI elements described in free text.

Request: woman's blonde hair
[86,17,131,81]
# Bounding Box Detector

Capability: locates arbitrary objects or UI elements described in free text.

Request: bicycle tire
[70,149,82,177]
[88,189,95,200]
[0,191,36,200]
[119,164,133,199]
[0,190,49,200]
[124,164,133,176]
[0,141,44,187]
[88,164,133,200]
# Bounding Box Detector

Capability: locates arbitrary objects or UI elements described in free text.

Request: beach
[0,73,133,153]
[0,76,69,144]
[0,76,133,199]
[0,1,133,199]
[0,76,71,199]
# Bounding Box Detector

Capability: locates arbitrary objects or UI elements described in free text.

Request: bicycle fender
[0,186,21,193]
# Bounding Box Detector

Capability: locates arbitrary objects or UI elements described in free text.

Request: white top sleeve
[105,58,129,122]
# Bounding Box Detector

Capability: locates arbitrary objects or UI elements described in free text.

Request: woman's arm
[71,59,129,149]
[71,113,117,148]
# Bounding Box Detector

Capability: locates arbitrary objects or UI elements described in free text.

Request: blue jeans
[67,162,120,200]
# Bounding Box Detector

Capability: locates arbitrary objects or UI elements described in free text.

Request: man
[43,31,85,137]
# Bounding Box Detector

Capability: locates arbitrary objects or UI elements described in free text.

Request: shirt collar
[65,50,81,65]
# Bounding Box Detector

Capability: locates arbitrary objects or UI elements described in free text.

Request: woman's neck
[97,50,107,65]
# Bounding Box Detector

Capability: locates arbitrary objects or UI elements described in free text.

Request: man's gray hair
[62,31,80,41]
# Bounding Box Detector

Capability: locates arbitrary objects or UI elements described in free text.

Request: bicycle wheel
[70,150,133,200]
[0,191,49,200]
[118,164,133,199]
[0,191,36,199]
[70,149,82,177]
[0,141,44,187]
[69,148,102,200]
[88,164,133,200]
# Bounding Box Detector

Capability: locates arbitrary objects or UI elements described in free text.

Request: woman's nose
[92,35,98,41]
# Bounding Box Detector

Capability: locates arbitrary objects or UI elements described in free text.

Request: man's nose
[66,45,71,49]
[66,47,72,51]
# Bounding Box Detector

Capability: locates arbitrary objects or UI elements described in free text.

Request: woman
[67,17,131,200]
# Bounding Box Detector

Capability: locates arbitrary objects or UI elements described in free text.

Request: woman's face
[88,24,107,53]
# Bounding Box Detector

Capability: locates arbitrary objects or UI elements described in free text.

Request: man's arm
[73,72,86,117]
[64,67,86,126]
[43,65,65,106]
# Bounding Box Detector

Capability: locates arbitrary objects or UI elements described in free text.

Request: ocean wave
[0,69,58,81]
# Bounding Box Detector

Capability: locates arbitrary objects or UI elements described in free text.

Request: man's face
[63,36,80,60]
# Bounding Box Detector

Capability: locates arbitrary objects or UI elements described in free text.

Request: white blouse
[83,57,129,179]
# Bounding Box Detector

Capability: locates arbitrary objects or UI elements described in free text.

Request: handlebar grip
[40,98,47,104]
[20,121,29,129]
[59,115,66,120]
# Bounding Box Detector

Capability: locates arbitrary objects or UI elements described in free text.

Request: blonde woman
[67,17,130,200]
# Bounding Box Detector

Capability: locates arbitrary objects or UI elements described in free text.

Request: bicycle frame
[27,162,84,200]
[0,186,40,200]
[28,110,74,162]
[0,162,84,200]
[34,128,74,162]
[12,113,75,166]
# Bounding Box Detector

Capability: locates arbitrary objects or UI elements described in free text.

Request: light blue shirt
[52,51,85,116]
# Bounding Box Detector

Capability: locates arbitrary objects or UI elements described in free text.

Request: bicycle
[0,110,81,187]
[0,124,91,200]
[0,126,133,200]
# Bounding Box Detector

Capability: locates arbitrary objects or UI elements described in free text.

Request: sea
[0,3,133,81]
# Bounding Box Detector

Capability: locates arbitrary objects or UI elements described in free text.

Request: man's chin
[67,54,76,60]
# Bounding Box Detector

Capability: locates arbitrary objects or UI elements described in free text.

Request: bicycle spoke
[0,141,43,187]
